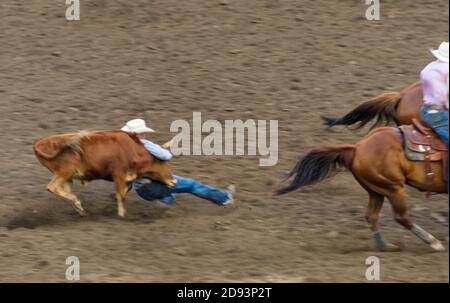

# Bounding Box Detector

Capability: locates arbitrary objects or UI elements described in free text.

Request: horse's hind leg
[389,189,445,251]
[47,175,87,216]
[366,191,388,250]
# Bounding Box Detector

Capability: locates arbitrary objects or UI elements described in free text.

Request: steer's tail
[322,92,402,129]
[274,144,355,195]
[33,133,86,160]
[33,138,73,160]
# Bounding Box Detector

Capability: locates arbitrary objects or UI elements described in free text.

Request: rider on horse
[420,41,449,148]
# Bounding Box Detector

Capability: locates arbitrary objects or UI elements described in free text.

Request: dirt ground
[0,0,448,282]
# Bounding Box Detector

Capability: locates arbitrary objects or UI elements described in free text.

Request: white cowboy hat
[121,119,155,133]
[430,41,449,63]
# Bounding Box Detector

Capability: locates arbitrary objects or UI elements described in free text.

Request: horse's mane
[401,80,421,93]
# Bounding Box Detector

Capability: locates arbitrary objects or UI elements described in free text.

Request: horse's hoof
[376,243,401,252]
[430,240,445,251]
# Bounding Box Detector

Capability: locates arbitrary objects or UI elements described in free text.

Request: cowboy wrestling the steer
[121,119,236,207]
[33,118,236,218]
[33,128,176,217]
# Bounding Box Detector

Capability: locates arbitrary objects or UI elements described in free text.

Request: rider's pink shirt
[420,60,449,109]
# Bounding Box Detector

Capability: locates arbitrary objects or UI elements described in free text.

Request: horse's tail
[322,92,401,129]
[273,144,355,196]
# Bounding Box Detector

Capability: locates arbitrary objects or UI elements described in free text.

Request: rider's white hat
[121,119,155,133]
[430,41,449,63]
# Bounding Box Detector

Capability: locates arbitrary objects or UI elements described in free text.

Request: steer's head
[143,160,177,188]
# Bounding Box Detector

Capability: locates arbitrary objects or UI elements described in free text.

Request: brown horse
[274,126,447,251]
[322,81,422,129]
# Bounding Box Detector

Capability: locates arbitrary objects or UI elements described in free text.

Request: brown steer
[33,130,176,217]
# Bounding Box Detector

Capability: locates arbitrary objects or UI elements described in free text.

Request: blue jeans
[133,175,230,205]
[420,105,449,148]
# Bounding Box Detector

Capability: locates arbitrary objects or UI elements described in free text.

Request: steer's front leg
[114,178,129,218]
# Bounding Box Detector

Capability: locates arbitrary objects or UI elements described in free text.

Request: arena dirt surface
[0,0,448,282]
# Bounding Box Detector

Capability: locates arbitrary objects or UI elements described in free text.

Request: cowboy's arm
[161,138,174,149]
[140,139,172,160]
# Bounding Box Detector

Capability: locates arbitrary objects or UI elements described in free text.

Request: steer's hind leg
[114,177,129,218]
[61,180,87,216]
[47,175,87,216]
[46,174,62,193]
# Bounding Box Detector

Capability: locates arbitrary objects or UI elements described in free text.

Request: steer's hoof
[72,200,87,217]
[430,239,445,251]
[75,208,88,217]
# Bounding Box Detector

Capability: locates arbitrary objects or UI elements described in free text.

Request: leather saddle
[399,119,448,185]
